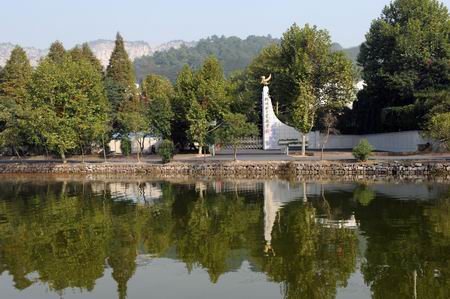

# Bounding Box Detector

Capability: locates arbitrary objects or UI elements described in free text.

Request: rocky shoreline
[0,161,449,178]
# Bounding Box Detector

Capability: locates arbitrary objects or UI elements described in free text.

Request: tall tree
[354,0,450,133]
[47,41,66,64]
[141,74,174,139]
[0,46,33,156]
[105,33,137,114]
[187,99,208,155]
[195,56,230,122]
[275,24,355,155]
[172,65,196,148]
[0,46,32,100]
[117,98,148,162]
[185,57,231,154]
[81,43,104,74]
[28,55,110,163]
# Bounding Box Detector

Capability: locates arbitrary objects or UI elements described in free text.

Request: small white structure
[108,135,161,155]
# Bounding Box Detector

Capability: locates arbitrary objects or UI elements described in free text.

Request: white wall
[109,136,161,154]
[308,130,430,152]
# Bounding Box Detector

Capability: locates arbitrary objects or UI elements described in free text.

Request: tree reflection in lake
[0,177,448,299]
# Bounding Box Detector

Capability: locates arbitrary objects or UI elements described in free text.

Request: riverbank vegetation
[0,0,448,161]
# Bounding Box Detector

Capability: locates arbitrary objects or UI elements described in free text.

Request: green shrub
[158,140,175,163]
[425,112,450,150]
[120,136,132,156]
[352,139,373,161]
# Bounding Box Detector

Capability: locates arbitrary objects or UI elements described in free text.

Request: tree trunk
[198,146,202,155]
[102,134,107,163]
[13,146,21,160]
[137,138,143,163]
[301,134,306,156]
[60,150,67,164]
[233,147,237,161]
[321,128,330,161]
[80,144,85,163]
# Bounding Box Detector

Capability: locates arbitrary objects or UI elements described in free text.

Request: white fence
[307,130,430,152]
[221,137,263,150]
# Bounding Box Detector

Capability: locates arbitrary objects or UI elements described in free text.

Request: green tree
[142,74,174,139]
[0,46,33,156]
[81,43,104,74]
[181,57,231,154]
[195,56,230,122]
[28,55,110,163]
[354,0,450,133]
[172,65,196,148]
[279,24,355,155]
[117,98,148,162]
[424,112,450,149]
[291,82,317,155]
[47,41,66,64]
[187,100,208,155]
[0,46,32,100]
[217,113,258,160]
[234,24,355,155]
[105,33,137,114]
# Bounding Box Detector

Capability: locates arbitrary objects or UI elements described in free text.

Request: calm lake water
[0,176,449,299]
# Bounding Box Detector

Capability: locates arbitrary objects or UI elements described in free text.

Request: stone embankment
[0,161,449,177]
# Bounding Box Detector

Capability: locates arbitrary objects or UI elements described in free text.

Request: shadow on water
[0,176,449,299]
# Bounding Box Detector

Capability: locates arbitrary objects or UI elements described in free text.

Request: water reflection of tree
[0,183,110,292]
[255,201,358,299]
[358,193,450,299]
[173,191,262,283]
[0,179,360,299]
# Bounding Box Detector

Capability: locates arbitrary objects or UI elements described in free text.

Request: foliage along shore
[0,160,449,177]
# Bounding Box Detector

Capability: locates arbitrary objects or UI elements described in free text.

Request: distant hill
[0,43,47,67]
[135,39,361,82]
[0,39,195,68]
[342,45,361,64]
[0,37,360,81]
[134,35,279,82]
[332,42,361,64]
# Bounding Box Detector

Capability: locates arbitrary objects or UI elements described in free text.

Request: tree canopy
[28,54,110,162]
[354,0,450,133]
[105,33,138,115]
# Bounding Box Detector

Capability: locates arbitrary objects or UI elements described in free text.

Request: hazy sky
[1,0,449,49]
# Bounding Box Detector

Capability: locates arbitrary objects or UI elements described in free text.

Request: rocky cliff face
[0,39,195,68]
[0,43,47,66]
[86,40,153,67]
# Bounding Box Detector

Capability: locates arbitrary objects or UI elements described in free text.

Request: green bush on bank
[352,139,373,161]
[120,136,132,156]
[158,140,175,163]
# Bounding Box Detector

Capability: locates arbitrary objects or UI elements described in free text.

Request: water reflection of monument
[262,181,359,253]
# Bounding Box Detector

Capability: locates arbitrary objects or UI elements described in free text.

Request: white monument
[261,75,302,150]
